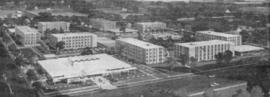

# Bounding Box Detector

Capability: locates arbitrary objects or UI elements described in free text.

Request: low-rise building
[38,21,70,34]
[49,32,97,50]
[38,54,137,83]
[234,45,264,56]
[134,22,167,33]
[196,31,242,46]
[174,40,235,62]
[15,26,40,47]
[107,28,138,38]
[90,18,117,31]
[116,38,166,64]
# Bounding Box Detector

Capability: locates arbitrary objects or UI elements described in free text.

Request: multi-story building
[196,31,242,46]
[49,33,97,50]
[90,18,117,31]
[15,26,40,47]
[38,21,70,34]
[133,22,167,33]
[174,40,235,62]
[116,38,166,64]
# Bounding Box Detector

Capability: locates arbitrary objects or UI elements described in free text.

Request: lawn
[77,75,245,97]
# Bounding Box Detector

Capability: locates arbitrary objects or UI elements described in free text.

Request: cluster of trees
[148,37,177,49]
[55,41,65,54]
[215,50,233,64]
[80,47,94,55]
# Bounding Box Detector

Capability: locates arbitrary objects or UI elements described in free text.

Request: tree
[167,57,177,71]
[35,12,54,21]
[26,69,38,81]
[250,86,264,97]
[240,30,250,42]
[80,47,93,55]
[179,54,189,66]
[119,21,127,33]
[189,57,198,66]
[224,50,233,64]
[56,41,65,54]
[232,89,251,97]
[215,53,223,64]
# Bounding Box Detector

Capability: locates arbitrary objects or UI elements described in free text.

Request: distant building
[174,40,235,62]
[38,21,70,34]
[38,54,137,83]
[15,26,40,47]
[107,28,138,38]
[190,0,217,3]
[148,32,182,40]
[134,22,167,33]
[196,31,242,46]
[49,33,97,50]
[116,38,166,64]
[90,18,117,31]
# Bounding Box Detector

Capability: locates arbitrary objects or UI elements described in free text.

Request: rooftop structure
[175,40,233,48]
[197,31,239,37]
[38,54,136,82]
[234,45,264,52]
[16,26,39,34]
[117,38,162,49]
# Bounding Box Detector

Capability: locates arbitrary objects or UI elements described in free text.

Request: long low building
[38,54,137,83]
[174,40,235,62]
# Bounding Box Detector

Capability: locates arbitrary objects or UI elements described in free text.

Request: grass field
[77,75,245,97]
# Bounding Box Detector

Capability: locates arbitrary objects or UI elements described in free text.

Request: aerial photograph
[0,0,269,97]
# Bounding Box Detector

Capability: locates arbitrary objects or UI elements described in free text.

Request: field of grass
[77,75,244,97]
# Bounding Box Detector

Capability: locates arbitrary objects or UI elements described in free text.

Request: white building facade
[116,38,166,64]
[174,40,235,62]
[134,22,167,33]
[50,33,97,50]
[38,21,70,34]
[90,18,117,31]
[196,31,242,46]
[15,26,40,47]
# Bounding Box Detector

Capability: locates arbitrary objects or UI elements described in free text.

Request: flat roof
[97,37,116,48]
[197,31,240,37]
[117,38,163,49]
[15,26,38,34]
[51,32,97,38]
[175,40,232,48]
[235,45,264,52]
[136,21,166,25]
[38,54,136,79]
[107,28,138,33]
[39,21,69,25]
